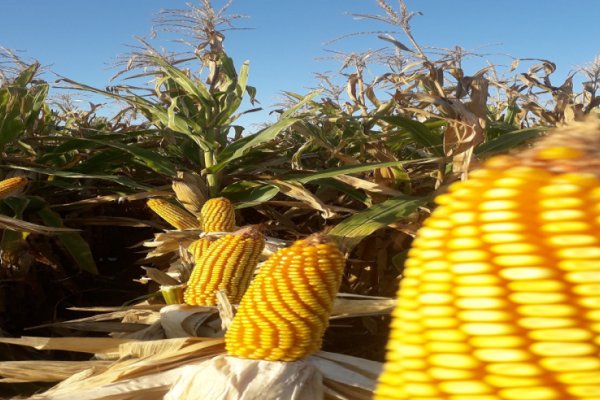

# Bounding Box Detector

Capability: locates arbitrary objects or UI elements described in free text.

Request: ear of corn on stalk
[225,233,346,362]
[375,118,600,400]
[184,225,265,306]
[0,176,28,199]
[172,171,208,215]
[200,197,235,232]
[147,198,201,230]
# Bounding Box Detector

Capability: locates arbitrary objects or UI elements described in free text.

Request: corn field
[0,1,599,399]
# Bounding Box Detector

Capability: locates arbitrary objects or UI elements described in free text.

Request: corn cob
[225,234,345,362]
[172,171,208,215]
[200,197,235,232]
[184,225,264,306]
[0,176,28,199]
[375,119,600,400]
[187,237,215,263]
[147,198,201,230]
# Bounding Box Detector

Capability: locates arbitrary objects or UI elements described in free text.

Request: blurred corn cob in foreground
[376,117,600,400]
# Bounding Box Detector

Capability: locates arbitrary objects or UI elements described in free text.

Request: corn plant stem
[203,150,219,197]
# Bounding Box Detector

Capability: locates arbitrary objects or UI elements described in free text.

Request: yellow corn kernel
[0,176,28,199]
[147,198,201,230]
[183,225,264,306]
[200,197,235,233]
[375,145,600,399]
[225,234,346,362]
[187,237,215,262]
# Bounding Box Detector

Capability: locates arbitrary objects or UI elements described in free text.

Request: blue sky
[1,1,599,127]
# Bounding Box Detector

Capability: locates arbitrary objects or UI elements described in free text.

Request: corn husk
[0,360,111,383]
[163,351,380,400]
[1,333,380,399]
[172,171,209,215]
[0,293,390,397]
[159,304,222,338]
[165,355,323,400]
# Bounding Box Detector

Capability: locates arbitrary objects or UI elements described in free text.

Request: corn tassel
[200,197,235,232]
[225,234,345,362]
[184,225,264,306]
[147,198,200,230]
[0,177,27,199]
[375,119,600,400]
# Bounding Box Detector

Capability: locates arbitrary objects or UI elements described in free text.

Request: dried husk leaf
[0,336,134,354]
[116,321,166,342]
[330,297,396,319]
[25,337,380,400]
[0,360,111,383]
[310,351,381,391]
[142,266,180,286]
[33,365,188,400]
[159,304,222,338]
[36,339,225,399]
[271,180,337,219]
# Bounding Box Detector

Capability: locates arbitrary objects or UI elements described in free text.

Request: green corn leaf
[210,90,322,172]
[65,137,176,177]
[148,55,212,106]
[312,178,371,206]
[37,207,98,275]
[378,116,444,156]
[5,165,152,191]
[475,126,547,157]
[329,195,430,252]
[221,180,280,208]
[285,159,434,184]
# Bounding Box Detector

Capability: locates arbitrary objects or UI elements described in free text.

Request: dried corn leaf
[54,189,171,208]
[334,174,405,197]
[117,321,166,342]
[0,336,134,354]
[272,180,337,219]
[312,351,382,386]
[28,321,148,333]
[331,297,396,319]
[33,308,157,326]
[108,338,225,381]
[118,337,203,359]
[0,214,79,234]
[64,216,163,229]
[68,304,164,313]
[0,360,111,383]
[28,336,380,400]
[318,352,381,382]
[36,339,225,399]
[34,365,187,400]
[142,266,180,286]
[160,304,221,338]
